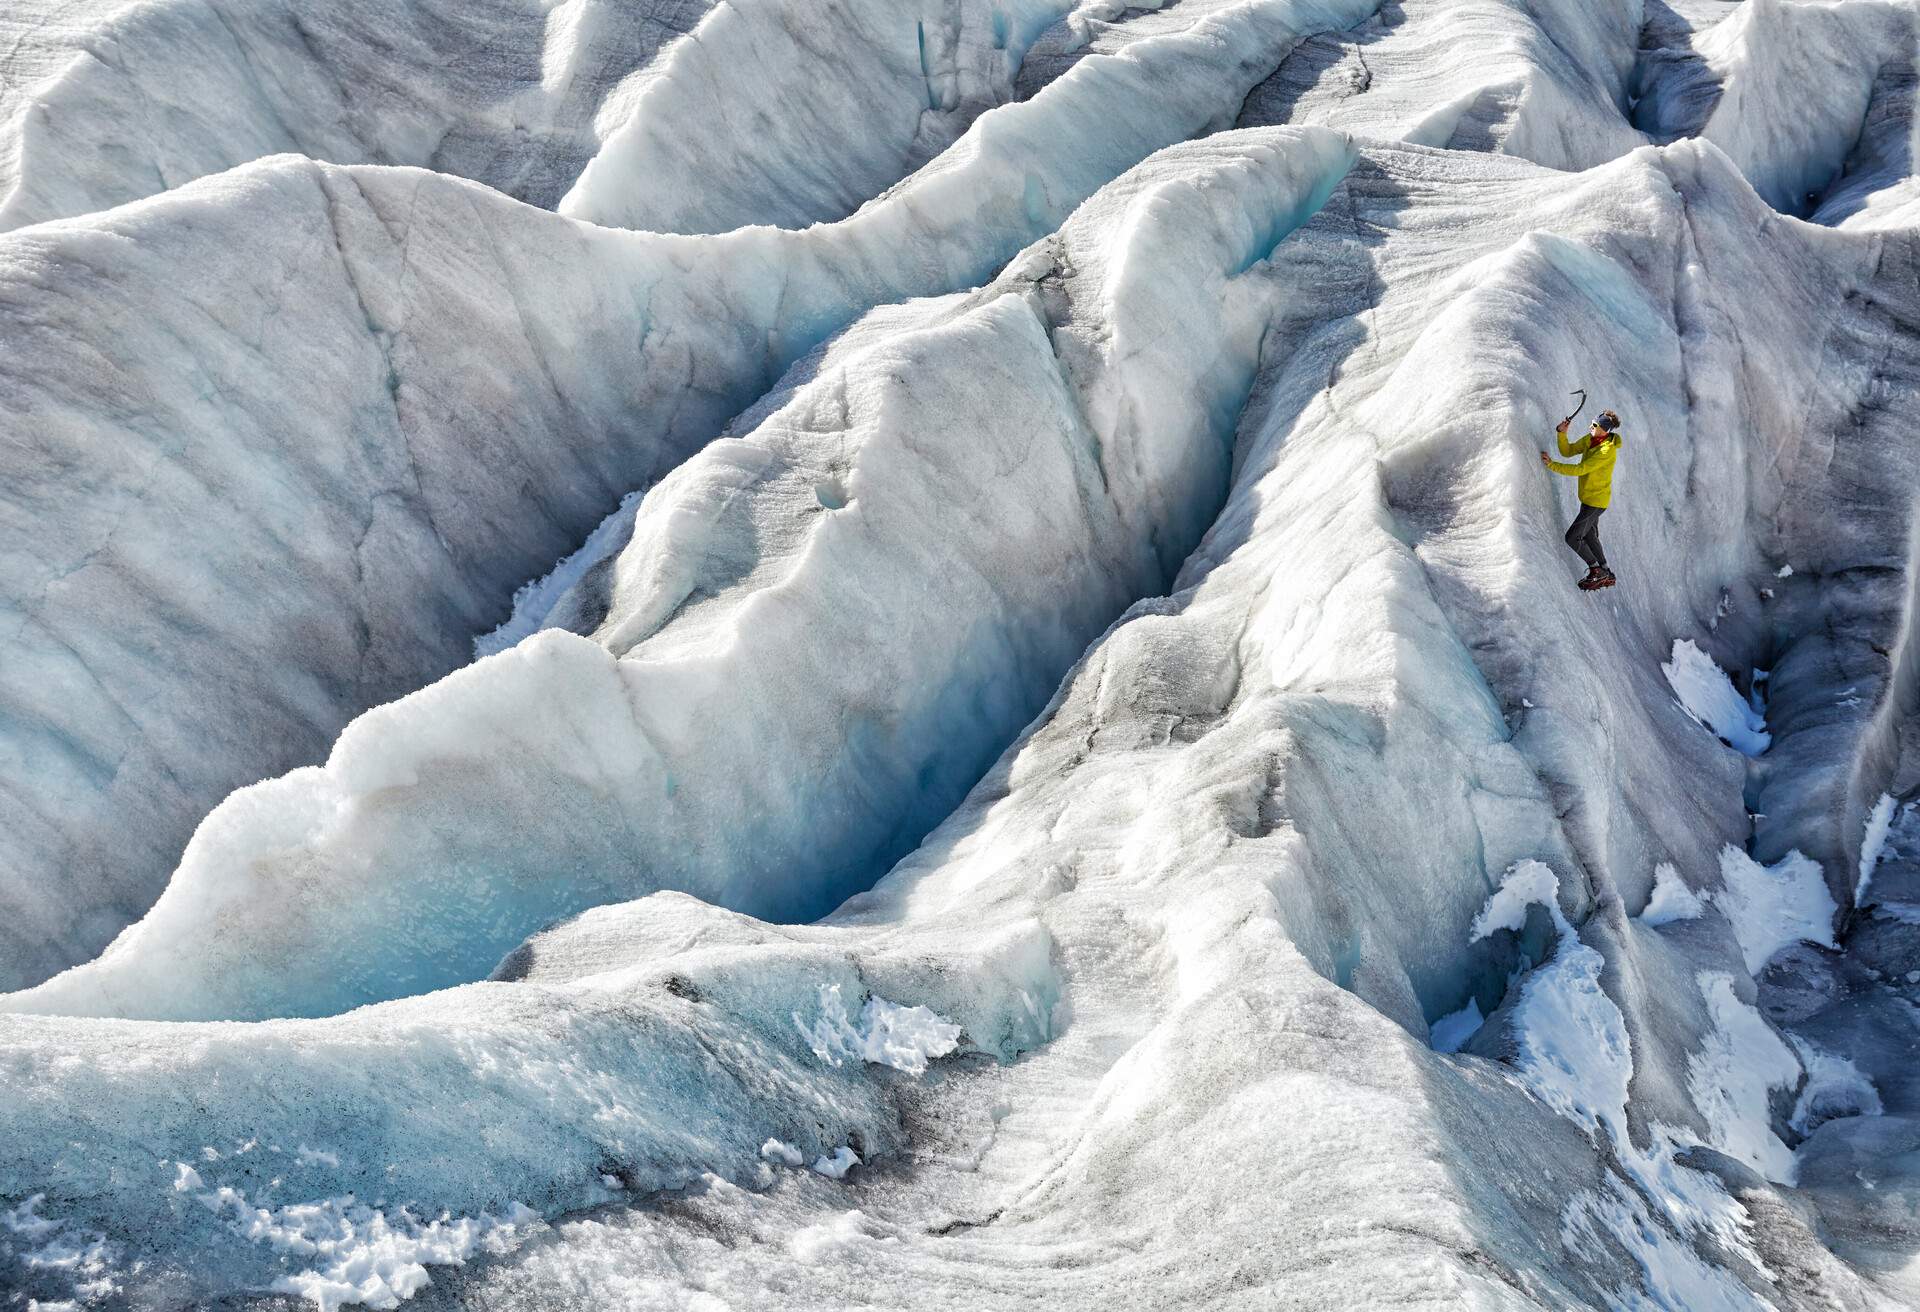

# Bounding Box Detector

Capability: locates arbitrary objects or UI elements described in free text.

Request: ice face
[5,2,1920,1310]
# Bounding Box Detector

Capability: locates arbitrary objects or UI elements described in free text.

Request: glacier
[4,0,1920,1309]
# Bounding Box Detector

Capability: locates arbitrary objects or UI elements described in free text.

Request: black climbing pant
[1565,503,1606,569]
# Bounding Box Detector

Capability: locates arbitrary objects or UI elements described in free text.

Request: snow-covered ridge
[4,1,1920,1309]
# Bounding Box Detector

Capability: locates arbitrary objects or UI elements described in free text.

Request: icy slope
[7,1,1920,1310]
[0,0,1669,995]
[0,160,707,991]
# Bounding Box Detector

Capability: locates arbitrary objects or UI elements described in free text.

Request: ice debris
[794,985,963,1077]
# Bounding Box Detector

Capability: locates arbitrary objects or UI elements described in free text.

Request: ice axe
[1561,388,1587,429]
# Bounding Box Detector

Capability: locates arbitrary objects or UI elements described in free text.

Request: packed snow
[1662,638,1771,756]
[1687,972,1801,1183]
[1857,791,1898,903]
[1714,845,1839,977]
[4,0,1920,1309]
[1466,862,1632,1134]
[1641,861,1708,926]
[794,984,965,1077]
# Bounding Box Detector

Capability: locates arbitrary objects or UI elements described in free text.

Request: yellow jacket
[1548,430,1621,508]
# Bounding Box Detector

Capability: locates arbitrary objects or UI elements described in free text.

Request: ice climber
[1541,408,1622,590]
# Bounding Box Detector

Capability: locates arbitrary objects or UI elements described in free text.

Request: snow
[3,1195,62,1245]
[1559,1178,1764,1312]
[787,1209,875,1263]
[809,1148,861,1180]
[1686,973,1799,1184]
[794,985,964,1077]
[1468,862,1631,1142]
[190,1183,538,1312]
[759,1140,805,1169]
[0,1194,117,1309]
[1713,845,1838,977]
[4,2,1920,1307]
[1661,639,1771,756]
[1858,791,1898,905]
[1469,858,1562,942]
[1465,866,1781,1309]
[1640,862,1707,926]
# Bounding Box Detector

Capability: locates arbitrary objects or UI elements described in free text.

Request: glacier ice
[0,0,1375,991]
[0,0,708,228]
[1641,0,1913,217]
[5,0,1920,1309]
[5,125,1363,1021]
[557,0,1071,233]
